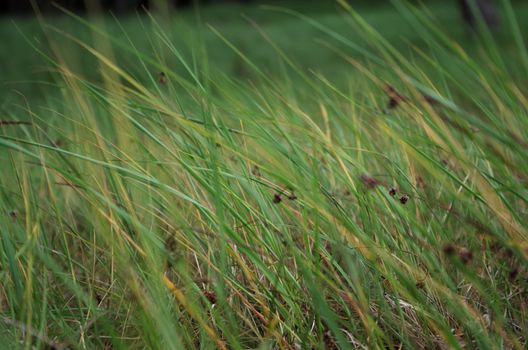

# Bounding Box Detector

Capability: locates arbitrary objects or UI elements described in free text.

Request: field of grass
[1,1,528,349]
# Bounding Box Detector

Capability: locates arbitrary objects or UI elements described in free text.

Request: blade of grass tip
[261,4,385,67]
[207,24,270,84]
[241,14,321,92]
[500,0,528,78]
[146,11,207,93]
[52,5,179,83]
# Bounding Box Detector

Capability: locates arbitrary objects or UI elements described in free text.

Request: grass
[1,0,528,348]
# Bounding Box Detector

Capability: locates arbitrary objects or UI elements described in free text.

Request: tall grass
[0,1,527,348]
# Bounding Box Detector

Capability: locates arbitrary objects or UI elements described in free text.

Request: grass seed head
[416,176,425,188]
[203,290,217,305]
[459,247,473,264]
[159,72,167,84]
[443,244,456,256]
[360,174,379,189]
[384,84,407,109]
[509,267,519,281]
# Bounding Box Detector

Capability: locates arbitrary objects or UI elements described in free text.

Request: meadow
[1,0,527,348]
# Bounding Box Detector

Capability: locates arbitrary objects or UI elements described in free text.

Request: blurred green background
[1,1,527,105]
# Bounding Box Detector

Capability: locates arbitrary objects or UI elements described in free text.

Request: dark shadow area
[0,0,432,16]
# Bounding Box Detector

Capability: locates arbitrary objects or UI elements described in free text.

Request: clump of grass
[0,0,527,349]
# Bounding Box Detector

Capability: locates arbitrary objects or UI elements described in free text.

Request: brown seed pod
[159,72,167,85]
[384,84,407,109]
[203,290,217,305]
[508,266,519,281]
[251,165,261,177]
[443,244,456,256]
[459,247,473,264]
[360,174,379,189]
[415,176,425,189]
